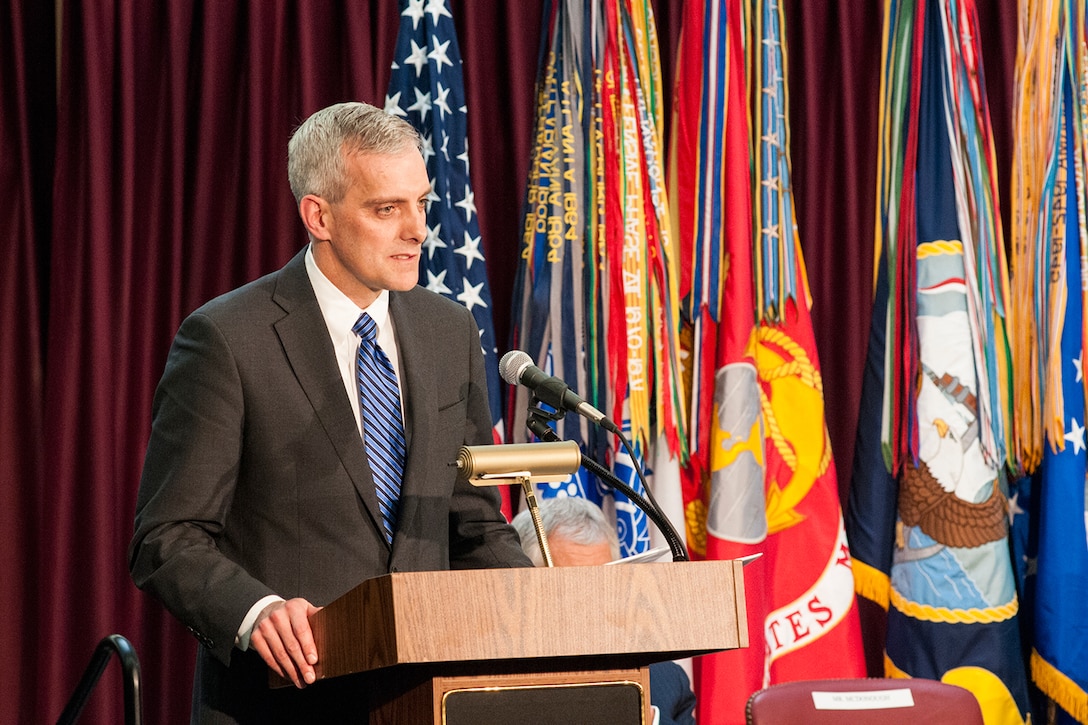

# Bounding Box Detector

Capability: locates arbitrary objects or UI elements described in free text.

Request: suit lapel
[271,250,389,546]
[389,291,441,544]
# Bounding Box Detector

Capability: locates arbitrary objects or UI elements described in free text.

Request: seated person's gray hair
[511,496,620,566]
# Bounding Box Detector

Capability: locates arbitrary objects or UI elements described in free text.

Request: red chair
[746,678,983,725]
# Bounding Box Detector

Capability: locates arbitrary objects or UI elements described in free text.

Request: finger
[255,618,303,688]
[290,606,319,668]
[280,604,317,685]
[249,628,291,684]
[271,603,317,687]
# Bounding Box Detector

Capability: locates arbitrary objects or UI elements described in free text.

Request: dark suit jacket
[649,661,697,725]
[130,249,530,723]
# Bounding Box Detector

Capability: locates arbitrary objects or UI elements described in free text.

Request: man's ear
[299,195,332,241]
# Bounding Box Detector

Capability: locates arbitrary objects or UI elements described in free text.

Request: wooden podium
[304,560,747,724]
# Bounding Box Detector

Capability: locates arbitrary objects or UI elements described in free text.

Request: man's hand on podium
[250,597,323,688]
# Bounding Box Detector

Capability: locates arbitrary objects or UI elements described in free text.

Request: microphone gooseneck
[525,416,690,563]
[504,349,688,561]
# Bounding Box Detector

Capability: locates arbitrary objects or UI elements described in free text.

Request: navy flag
[849,1,1028,721]
[385,0,505,439]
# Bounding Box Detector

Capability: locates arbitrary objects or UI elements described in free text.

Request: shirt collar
[304,243,391,335]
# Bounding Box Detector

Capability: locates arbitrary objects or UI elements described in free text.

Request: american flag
[385,0,505,439]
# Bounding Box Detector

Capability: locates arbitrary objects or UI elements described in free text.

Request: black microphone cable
[526,412,690,562]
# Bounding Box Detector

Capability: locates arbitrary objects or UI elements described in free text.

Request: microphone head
[499,350,533,386]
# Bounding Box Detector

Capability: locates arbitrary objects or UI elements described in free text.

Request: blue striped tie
[353,312,405,544]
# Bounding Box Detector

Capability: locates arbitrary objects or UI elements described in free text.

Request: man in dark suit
[511,497,697,725]
[130,101,531,723]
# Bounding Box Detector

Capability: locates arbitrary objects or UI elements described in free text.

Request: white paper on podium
[605,546,671,565]
[605,549,764,566]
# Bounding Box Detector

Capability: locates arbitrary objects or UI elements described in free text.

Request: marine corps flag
[672,0,865,721]
[847,0,1029,721]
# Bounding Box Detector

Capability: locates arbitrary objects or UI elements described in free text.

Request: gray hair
[511,497,620,566]
[287,101,423,204]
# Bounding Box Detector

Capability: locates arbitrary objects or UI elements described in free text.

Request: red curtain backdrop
[783,1,883,502]
[1,0,52,722]
[0,1,1013,722]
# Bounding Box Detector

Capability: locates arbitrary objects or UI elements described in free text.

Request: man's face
[548,535,614,567]
[311,147,430,308]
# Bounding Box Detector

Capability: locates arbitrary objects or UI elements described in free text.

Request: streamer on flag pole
[508,0,687,558]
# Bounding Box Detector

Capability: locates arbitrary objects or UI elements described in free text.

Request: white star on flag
[420,132,435,164]
[457,140,470,174]
[423,222,447,260]
[455,184,476,222]
[428,37,454,73]
[1065,417,1086,456]
[457,279,487,312]
[435,83,452,121]
[407,87,432,122]
[402,0,426,28]
[456,232,485,269]
[424,0,452,24]
[384,91,407,117]
[426,268,452,296]
[404,40,429,77]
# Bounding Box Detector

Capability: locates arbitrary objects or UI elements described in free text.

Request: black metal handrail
[56,633,143,725]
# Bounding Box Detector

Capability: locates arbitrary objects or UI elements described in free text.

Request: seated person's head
[511,497,619,567]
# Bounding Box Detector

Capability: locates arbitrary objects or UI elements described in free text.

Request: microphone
[499,350,620,434]
[454,441,582,485]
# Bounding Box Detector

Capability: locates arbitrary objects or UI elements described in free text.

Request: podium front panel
[441,680,645,725]
[311,560,746,680]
